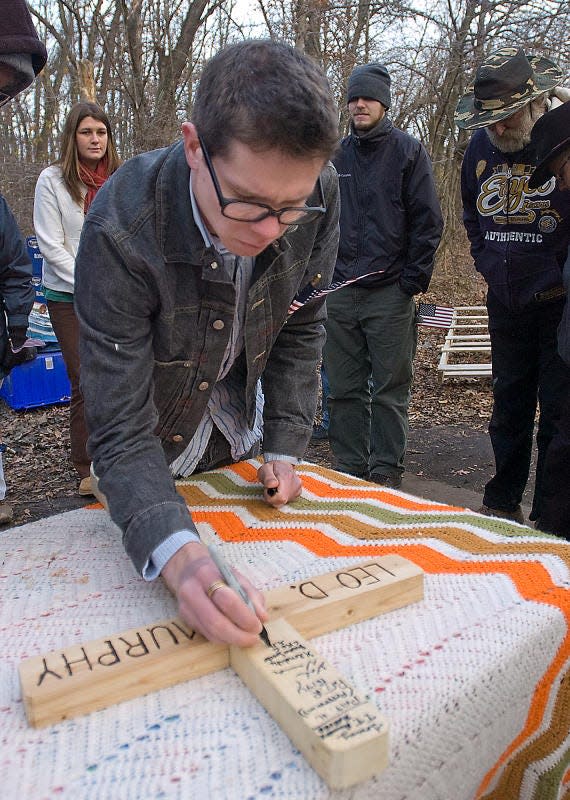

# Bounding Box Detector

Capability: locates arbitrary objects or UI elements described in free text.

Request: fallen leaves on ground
[0,305,494,527]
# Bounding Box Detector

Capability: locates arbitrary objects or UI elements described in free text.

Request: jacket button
[198,381,209,391]
[210,261,218,270]
[172,434,184,443]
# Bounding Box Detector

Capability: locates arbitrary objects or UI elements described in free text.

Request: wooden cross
[19,555,423,789]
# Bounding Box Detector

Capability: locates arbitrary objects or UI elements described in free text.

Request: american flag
[416,302,454,329]
[287,270,384,316]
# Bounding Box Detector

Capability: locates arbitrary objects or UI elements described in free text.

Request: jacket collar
[156,141,218,266]
[350,114,393,144]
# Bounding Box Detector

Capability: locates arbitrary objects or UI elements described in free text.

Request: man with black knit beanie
[323,62,443,487]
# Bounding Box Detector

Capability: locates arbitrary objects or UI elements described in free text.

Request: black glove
[9,326,29,351]
[1,328,37,375]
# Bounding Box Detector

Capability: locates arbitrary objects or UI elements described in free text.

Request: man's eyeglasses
[554,154,570,184]
[198,136,326,225]
[0,90,13,108]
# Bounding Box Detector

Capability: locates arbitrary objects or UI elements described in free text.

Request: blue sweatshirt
[461,128,570,312]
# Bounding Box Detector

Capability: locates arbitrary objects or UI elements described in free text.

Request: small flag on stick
[287,270,384,316]
[416,303,454,329]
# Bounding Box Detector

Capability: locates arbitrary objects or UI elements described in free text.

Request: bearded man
[456,47,570,525]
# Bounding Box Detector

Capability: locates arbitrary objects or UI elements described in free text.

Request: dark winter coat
[332,116,443,295]
[0,195,34,378]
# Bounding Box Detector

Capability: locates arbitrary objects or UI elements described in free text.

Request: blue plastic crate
[0,350,71,410]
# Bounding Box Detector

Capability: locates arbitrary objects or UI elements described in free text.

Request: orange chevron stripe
[85,459,567,796]
[178,484,570,574]
[480,667,570,799]
[228,460,264,482]
[300,473,460,512]
[192,507,569,798]
[222,460,462,512]
[478,639,570,799]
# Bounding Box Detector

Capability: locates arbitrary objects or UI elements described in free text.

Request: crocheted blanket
[1,460,569,800]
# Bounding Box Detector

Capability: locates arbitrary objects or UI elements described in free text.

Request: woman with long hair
[34,102,120,496]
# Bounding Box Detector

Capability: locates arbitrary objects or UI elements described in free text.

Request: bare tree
[1,0,569,248]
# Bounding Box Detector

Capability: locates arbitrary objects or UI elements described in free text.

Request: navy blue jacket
[0,195,34,377]
[332,116,443,294]
[461,128,570,312]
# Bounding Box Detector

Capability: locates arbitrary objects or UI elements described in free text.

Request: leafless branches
[1,0,568,252]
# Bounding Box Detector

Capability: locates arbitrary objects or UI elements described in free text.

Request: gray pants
[323,282,417,479]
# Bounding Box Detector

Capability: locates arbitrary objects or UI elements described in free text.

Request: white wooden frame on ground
[437,305,492,381]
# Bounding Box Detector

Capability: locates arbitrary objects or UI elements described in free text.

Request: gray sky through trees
[2,0,569,248]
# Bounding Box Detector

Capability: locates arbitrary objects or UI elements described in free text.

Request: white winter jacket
[33,164,85,294]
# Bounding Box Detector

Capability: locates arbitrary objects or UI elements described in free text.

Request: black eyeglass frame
[198,136,327,225]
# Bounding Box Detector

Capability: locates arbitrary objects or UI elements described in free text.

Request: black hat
[0,0,47,102]
[455,47,562,130]
[528,102,570,189]
[347,63,391,110]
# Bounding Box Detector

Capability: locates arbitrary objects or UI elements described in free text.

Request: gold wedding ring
[206,580,227,599]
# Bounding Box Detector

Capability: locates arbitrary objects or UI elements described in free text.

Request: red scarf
[79,155,110,214]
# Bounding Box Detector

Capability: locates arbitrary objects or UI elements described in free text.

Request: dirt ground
[0,265,537,526]
[307,365,537,509]
[0,327,537,529]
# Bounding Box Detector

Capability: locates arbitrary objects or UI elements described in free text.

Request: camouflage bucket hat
[455,47,563,130]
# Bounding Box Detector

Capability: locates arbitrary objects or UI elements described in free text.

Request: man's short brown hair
[193,39,339,162]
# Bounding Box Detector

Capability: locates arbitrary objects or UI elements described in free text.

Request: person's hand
[0,332,37,375]
[161,540,268,646]
[9,326,28,351]
[258,460,302,507]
